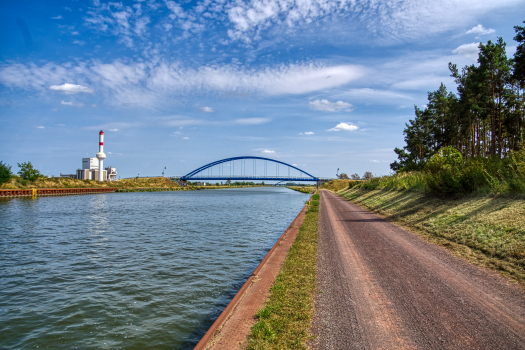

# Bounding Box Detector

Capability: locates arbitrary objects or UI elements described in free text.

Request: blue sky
[1,0,524,179]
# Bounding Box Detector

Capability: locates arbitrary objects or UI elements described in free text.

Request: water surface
[0,187,309,349]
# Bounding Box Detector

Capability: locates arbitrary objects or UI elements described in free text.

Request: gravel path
[309,190,525,349]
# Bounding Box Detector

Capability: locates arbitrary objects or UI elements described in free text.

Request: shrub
[426,146,463,173]
[0,161,12,185]
[17,161,43,181]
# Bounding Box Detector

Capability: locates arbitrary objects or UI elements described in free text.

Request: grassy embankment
[287,186,317,194]
[0,176,180,190]
[246,194,319,349]
[0,176,267,192]
[322,177,525,287]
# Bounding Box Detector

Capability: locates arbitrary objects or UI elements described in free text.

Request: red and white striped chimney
[96,130,106,181]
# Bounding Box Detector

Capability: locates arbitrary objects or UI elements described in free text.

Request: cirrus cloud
[61,100,85,107]
[235,118,271,125]
[1,60,364,108]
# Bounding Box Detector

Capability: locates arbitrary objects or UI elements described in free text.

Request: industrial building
[68,130,117,181]
[76,157,107,180]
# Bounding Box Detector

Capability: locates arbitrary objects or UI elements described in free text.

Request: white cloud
[327,123,359,132]
[183,137,189,139]
[50,83,93,94]
[309,99,353,112]
[235,118,271,125]
[61,100,85,107]
[73,40,85,45]
[466,24,495,36]
[452,42,480,61]
[304,131,314,135]
[84,1,151,47]
[370,160,380,163]
[109,128,119,131]
[225,0,519,43]
[199,106,214,112]
[344,88,413,102]
[35,126,45,129]
[51,15,63,20]
[1,60,363,108]
[262,150,275,154]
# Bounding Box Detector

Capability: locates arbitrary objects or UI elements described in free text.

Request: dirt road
[310,190,525,349]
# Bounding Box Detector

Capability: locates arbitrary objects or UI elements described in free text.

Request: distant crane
[336,168,339,178]
[162,166,166,177]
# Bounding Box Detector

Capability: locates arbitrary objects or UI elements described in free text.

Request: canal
[0,187,310,349]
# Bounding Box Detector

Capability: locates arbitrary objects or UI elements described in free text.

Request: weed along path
[310,190,525,349]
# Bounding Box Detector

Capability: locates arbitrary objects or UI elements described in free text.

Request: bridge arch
[180,156,319,182]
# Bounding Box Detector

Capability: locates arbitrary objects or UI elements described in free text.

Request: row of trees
[337,172,373,180]
[391,22,525,172]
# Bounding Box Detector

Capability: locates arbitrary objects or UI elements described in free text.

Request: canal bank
[195,193,319,349]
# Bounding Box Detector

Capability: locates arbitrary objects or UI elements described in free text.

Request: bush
[0,161,12,185]
[17,161,43,181]
[426,146,463,173]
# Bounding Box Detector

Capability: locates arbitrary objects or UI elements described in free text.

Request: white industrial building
[77,157,107,181]
[75,131,118,181]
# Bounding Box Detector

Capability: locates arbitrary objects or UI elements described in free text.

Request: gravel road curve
[309,190,525,349]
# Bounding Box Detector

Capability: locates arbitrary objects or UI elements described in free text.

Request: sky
[1,0,524,179]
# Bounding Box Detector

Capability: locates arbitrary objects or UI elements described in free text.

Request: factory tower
[96,130,106,181]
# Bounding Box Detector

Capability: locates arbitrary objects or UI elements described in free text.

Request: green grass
[246,196,319,349]
[338,187,525,287]
[349,150,525,196]
[288,186,317,194]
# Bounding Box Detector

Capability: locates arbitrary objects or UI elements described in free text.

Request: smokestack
[96,130,106,181]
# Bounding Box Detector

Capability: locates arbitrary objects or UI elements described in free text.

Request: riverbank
[245,193,319,349]
[0,176,272,193]
[0,176,180,190]
[287,186,317,194]
[336,186,525,287]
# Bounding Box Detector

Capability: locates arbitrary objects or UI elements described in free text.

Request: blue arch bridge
[171,156,333,186]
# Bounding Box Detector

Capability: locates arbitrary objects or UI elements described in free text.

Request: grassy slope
[337,186,525,287]
[0,176,180,190]
[246,195,319,349]
[1,177,275,191]
[287,186,317,194]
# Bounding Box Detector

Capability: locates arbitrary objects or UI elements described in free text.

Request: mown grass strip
[246,198,319,349]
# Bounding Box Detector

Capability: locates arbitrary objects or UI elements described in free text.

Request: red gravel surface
[310,190,525,349]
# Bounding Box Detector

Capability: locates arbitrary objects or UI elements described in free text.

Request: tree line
[391,22,525,172]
